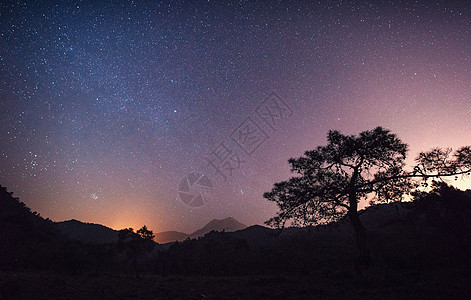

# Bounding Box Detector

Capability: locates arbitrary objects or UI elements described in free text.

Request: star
[0,0,469,233]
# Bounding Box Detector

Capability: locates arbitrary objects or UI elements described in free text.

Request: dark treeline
[155,182,471,276]
[1,182,471,277]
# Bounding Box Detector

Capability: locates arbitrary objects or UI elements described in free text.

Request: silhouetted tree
[137,225,155,243]
[118,226,155,277]
[264,126,471,267]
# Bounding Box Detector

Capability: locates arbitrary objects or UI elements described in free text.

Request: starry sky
[1,0,470,233]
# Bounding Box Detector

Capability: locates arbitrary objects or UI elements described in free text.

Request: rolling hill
[53,216,247,245]
[55,219,119,244]
[155,217,247,243]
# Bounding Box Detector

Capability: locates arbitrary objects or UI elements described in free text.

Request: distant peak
[206,217,244,226]
[66,219,81,223]
[210,216,237,222]
[189,217,246,238]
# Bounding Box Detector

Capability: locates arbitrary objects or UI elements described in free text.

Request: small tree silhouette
[264,126,471,267]
[137,225,155,242]
[118,226,155,277]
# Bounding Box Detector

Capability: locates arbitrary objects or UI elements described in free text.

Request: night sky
[1,1,470,233]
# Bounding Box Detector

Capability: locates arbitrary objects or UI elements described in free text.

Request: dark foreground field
[2,267,471,300]
[2,184,471,299]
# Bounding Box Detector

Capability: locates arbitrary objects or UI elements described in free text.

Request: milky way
[1,1,470,232]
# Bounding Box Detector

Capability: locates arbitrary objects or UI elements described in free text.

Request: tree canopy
[118,225,155,277]
[264,126,471,266]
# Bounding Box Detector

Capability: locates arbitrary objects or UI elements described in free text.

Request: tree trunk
[348,207,371,268]
[348,167,371,268]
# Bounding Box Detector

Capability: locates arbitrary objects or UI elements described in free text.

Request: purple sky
[1,1,470,233]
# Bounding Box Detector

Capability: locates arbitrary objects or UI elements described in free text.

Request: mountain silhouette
[53,216,247,245]
[3,180,471,298]
[55,219,119,244]
[155,217,247,243]
[155,185,471,277]
[0,184,66,268]
[190,217,247,238]
[154,231,189,244]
